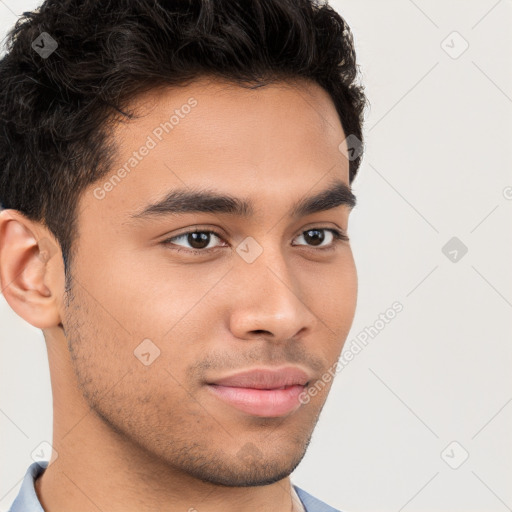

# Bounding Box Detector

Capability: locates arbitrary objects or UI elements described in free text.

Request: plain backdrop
[1,1,511,511]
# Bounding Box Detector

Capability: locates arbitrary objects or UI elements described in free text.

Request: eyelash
[161,227,349,255]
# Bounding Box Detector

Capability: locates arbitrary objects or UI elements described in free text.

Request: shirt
[8,461,342,512]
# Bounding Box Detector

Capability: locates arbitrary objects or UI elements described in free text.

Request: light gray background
[1,1,511,511]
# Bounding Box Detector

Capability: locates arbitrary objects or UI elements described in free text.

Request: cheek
[302,251,357,323]
[64,284,193,423]
[340,251,358,322]
[302,252,358,358]
[79,243,231,340]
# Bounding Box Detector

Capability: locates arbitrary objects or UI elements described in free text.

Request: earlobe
[0,210,63,329]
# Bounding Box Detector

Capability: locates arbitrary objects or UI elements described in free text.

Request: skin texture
[0,76,357,512]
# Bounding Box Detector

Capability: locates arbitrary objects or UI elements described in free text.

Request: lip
[206,366,312,417]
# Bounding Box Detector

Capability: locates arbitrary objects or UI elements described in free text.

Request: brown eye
[303,229,326,246]
[163,230,225,252]
[293,228,348,248]
[186,232,213,249]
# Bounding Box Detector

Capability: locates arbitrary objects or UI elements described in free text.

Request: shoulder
[293,484,344,512]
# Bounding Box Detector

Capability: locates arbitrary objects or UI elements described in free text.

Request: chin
[191,461,299,488]
[180,442,309,488]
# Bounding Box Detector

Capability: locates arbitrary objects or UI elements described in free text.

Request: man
[0,0,366,510]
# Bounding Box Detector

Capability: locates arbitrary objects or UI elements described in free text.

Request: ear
[0,210,64,329]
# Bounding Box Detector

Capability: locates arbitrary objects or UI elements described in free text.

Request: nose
[228,245,319,342]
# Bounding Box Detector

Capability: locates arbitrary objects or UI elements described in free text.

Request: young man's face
[57,77,357,486]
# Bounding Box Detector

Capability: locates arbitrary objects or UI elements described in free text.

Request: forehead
[115,75,346,162]
[82,76,350,222]
[128,76,343,135]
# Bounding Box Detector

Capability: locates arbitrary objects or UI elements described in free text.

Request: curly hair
[0,0,367,275]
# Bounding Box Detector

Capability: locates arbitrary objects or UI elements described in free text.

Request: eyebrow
[130,179,356,220]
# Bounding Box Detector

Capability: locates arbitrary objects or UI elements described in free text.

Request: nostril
[252,330,271,335]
